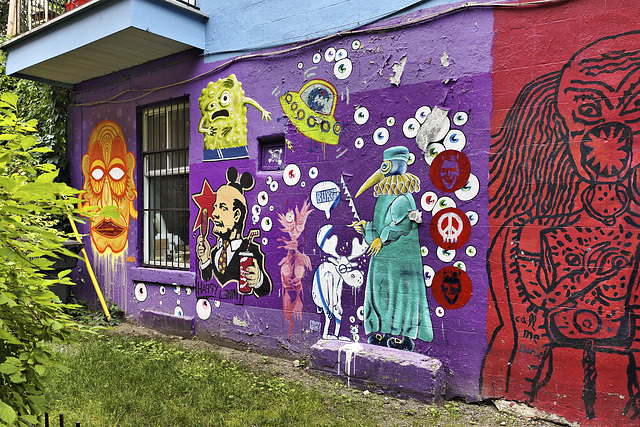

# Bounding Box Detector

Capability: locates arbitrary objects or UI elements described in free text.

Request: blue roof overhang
[1,0,208,87]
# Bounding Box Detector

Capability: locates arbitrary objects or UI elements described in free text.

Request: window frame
[138,97,191,270]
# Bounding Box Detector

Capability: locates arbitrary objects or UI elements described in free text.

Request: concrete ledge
[311,340,445,402]
[137,310,196,338]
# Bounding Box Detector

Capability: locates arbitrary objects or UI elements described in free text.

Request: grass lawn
[45,332,447,427]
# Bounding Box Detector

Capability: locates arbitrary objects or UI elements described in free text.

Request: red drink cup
[239,252,253,294]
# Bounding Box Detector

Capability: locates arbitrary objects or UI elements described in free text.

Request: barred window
[141,101,190,269]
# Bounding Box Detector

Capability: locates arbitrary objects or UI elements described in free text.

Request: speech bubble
[311,180,341,219]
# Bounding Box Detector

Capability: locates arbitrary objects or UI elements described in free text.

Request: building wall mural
[80,120,137,255]
[69,3,491,404]
[198,74,272,161]
[79,120,137,306]
[67,0,640,425]
[482,1,640,425]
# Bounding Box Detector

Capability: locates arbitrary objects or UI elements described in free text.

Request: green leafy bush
[0,37,70,175]
[0,92,82,426]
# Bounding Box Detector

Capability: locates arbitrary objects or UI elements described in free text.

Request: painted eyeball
[324,47,336,62]
[432,196,456,215]
[354,106,369,125]
[196,299,212,320]
[355,137,364,149]
[435,306,445,318]
[423,265,435,287]
[313,52,322,64]
[350,316,356,323]
[252,205,262,216]
[134,283,147,302]
[336,48,348,61]
[261,216,273,232]
[185,288,192,296]
[109,167,125,181]
[269,206,274,211]
[269,180,279,192]
[334,58,353,80]
[262,237,268,246]
[301,181,306,188]
[285,211,294,222]
[252,214,260,224]
[455,174,480,201]
[257,191,269,206]
[297,62,304,69]
[420,246,429,257]
[220,91,232,107]
[373,127,389,146]
[283,164,301,187]
[424,142,445,165]
[420,191,438,212]
[444,129,467,151]
[403,118,420,139]
[357,306,365,321]
[91,167,105,180]
[415,106,432,124]
[266,175,273,185]
[453,111,469,126]
[309,167,319,179]
[351,40,361,50]
[466,210,479,226]
[173,285,181,295]
[437,247,456,263]
[466,246,477,257]
[174,306,184,317]
[380,160,392,175]
[407,152,416,165]
[159,286,166,295]
[386,117,396,127]
[454,261,467,271]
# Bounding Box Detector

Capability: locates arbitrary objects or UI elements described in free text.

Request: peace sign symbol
[437,211,464,244]
[430,207,471,250]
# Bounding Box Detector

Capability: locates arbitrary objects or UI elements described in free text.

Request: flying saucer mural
[279,79,342,146]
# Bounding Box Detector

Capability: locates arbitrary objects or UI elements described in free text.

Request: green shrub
[0,92,84,426]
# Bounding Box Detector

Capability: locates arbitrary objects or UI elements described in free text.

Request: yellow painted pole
[67,215,111,319]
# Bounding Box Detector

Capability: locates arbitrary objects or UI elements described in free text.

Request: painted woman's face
[81,121,137,254]
[557,33,640,183]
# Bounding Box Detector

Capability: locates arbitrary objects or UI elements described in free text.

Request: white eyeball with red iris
[134,283,147,302]
[196,299,211,320]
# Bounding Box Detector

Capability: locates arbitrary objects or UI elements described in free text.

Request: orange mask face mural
[81,121,137,254]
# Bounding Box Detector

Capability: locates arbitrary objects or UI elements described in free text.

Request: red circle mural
[430,207,471,250]
[430,149,471,192]
[431,266,472,310]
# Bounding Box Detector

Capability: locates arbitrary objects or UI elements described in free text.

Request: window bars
[141,101,190,269]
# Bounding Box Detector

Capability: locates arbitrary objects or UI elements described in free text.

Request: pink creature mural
[277,200,313,339]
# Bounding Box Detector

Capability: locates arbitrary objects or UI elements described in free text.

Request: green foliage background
[0,91,83,426]
[0,36,70,177]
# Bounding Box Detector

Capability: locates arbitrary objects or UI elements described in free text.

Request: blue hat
[383,146,409,163]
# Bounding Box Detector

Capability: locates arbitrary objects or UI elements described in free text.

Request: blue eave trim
[2,0,208,78]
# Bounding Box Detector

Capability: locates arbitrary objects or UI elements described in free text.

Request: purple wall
[69,6,493,399]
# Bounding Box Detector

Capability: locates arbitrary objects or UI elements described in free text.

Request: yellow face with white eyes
[81,121,137,254]
[198,74,249,150]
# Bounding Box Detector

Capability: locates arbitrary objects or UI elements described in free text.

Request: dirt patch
[108,323,571,427]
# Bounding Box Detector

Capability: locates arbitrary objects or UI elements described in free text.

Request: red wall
[485,0,640,425]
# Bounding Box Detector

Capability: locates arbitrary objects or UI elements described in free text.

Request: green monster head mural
[198,74,271,160]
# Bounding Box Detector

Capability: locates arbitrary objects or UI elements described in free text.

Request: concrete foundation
[311,339,446,402]
[137,310,196,338]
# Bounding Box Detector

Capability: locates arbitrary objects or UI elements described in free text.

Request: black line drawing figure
[482,31,640,421]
